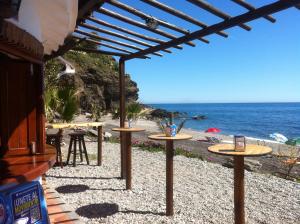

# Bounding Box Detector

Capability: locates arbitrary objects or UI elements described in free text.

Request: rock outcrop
[46,49,139,112]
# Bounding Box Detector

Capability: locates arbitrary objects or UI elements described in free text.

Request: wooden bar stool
[46,129,63,168]
[66,131,89,167]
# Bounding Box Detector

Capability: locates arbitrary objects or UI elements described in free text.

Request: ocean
[148,103,300,140]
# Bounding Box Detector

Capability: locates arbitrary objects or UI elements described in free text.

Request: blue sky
[87,1,300,103]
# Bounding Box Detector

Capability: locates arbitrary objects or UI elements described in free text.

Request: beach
[46,140,300,223]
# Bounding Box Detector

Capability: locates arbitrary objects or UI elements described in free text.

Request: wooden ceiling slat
[97,8,189,47]
[140,0,228,38]
[72,35,134,54]
[232,0,276,23]
[75,29,144,51]
[80,23,166,56]
[77,0,104,25]
[187,0,251,31]
[73,47,129,57]
[123,0,300,61]
[87,16,173,52]
[73,47,149,59]
[105,0,208,44]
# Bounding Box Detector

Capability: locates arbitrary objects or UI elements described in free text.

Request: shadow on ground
[56,184,89,193]
[76,203,119,218]
[75,203,165,219]
[55,184,125,194]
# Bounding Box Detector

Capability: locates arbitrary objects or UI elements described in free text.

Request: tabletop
[148,133,192,141]
[112,127,145,132]
[208,144,272,157]
[46,122,104,129]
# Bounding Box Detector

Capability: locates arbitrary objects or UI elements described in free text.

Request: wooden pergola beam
[97,8,186,48]
[80,23,164,56]
[77,0,104,25]
[140,0,228,38]
[75,29,144,51]
[44,36,85,61]
[187,0,251,31]
[72,35,134,54]
[73,47,127,56]
[87,16,173,52]
[123,0,300,61]
[105,0,208,45]
[232,0,276,23]
[73,47,149,59]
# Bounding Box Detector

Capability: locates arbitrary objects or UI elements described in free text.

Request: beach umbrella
[205,128,221,133]
[269,133,288,143]
[285,138,300,146]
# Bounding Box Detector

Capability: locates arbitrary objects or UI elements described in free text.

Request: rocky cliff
[45,45,139,112]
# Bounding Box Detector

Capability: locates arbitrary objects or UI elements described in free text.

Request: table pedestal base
[125,132,132,190]
[234,156,245,224]
[166,140,174,216]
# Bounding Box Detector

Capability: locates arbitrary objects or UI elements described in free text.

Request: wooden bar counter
[0,145,56,185]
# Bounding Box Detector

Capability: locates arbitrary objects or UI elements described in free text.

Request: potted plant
[158,113,186,137]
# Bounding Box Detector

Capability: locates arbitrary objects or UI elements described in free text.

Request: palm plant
[56,87,79,122]
[126,102,144,121]
[44,86,79,123]
[44,87,59,122]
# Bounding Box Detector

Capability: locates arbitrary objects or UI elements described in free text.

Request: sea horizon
[147,102,300,140]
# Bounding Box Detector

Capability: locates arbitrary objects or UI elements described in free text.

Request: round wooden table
[208,144,272,224]
[148,133,192,216]
[112,127,145,190]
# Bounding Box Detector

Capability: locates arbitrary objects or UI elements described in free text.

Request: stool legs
[81,136,89,165]
[66,138,73,165]
[73,138,77,167]
[79,138,83,162]
[67,135,89,166]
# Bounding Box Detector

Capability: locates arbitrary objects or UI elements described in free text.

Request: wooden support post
[97,126,103,166]
[36,64,45,153]
[166,140,174,216]
[234,156,245,224]
[119,58,126,179]
[125,132,132,190]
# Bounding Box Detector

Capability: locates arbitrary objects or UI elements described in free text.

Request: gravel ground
[46,141,300,224]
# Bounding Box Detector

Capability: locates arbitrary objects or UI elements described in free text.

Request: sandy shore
[46,141,300,224]
[62,114,299,179]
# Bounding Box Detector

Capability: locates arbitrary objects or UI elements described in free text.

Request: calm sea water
[149,103,300,140]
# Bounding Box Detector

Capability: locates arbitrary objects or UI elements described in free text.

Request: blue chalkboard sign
[0,181,48,224]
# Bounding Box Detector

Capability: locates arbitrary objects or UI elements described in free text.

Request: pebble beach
[46,140,300,224]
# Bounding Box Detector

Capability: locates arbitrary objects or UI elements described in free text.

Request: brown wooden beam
[87,16,174,52]
[123,0,300,61]
[119,58,126,179]
[140,0,228,38]
[73,47,128,57]
[97,8,187,48]
[72,35,134,54]
[187,0,251,31]
[73,47,149,59]
[232,0,276,23]
[77,0,104,25]
[105,0,208,45]
[80,23,163,56]
[44,36,85,61]
[75,29,144,51]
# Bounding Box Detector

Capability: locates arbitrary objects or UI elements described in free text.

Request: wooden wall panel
[0,59,40,155]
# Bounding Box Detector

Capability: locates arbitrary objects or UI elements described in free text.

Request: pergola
[66,0,300,131]
[50,0,299,222]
